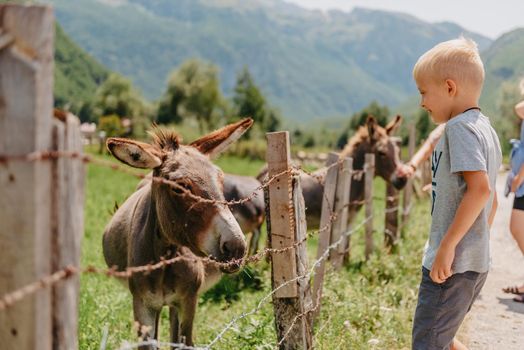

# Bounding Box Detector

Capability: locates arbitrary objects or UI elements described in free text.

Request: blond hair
[519,78,524,96]
[413,37,485,94]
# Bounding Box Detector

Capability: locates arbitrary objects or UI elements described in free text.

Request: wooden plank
[266,131,297,298]
[52,113,84,350]
[272,175,313,349]
[311,152,339,321]
[384,183,399,249]
[330,157,352,270]
[364,154,375,260]
[402,124,416,223]
[292,175,313,348]
[0,5,54,350]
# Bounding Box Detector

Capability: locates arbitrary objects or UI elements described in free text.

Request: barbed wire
[116,339,203,350]
[204,213,374,349]
[0,171,406,313]
[0,147,416,350]
[0,150,370,209]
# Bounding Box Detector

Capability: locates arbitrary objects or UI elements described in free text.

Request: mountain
[481,28,524,115]
[54,22,110,114]
[48,0,492,121]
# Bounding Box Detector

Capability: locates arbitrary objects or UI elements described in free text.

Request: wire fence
[0,140,412,349]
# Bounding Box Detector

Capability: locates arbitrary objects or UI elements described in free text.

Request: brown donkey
[301,115,407,228]
[256,115,406,229]
[102,118,253,348]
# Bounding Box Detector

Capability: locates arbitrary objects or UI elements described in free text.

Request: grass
[79,147,430,349]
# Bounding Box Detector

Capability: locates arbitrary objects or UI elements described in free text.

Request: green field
[80,149,430,349]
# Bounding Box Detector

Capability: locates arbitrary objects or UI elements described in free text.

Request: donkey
[302,115,406,228]
[102,118,253,348]
[223,174,265,255]
[256,115,407,229]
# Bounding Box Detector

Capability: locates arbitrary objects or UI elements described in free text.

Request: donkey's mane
[149,127,181,150]
[342,126,369,156]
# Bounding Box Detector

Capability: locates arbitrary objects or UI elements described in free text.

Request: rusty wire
[0,147,413,350]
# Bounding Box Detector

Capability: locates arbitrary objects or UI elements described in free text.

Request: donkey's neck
[341,141,367,170]
[141,187,179,262]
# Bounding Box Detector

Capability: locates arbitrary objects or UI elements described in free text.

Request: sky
[284,0,524,39]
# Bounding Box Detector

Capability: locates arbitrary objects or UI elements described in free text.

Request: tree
[415,109,431,144]
[231,67,281,136]
[348,101,389,131]
[158,59,225,132]
[337,101,390,149]
[496,80,522,152]
[93,73,150,137]
[264,107,282,133]
[233,67,267,125]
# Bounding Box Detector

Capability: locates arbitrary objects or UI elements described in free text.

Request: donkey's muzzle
[218,239,246,273]
[390,174,408,190]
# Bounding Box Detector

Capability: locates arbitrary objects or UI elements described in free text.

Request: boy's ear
[445,79,457,97]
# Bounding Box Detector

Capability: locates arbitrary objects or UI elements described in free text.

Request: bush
[98,114,125,137]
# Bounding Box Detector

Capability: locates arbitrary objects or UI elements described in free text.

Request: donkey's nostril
[221,239,246,261]
[392,176,408,190]
[221,240,231,258]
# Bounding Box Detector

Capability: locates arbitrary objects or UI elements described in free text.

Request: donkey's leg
[169,306,180,344]
[133,297,159,350]
[343,207,360,264]
[248,227,261,255]
[179,295,198,346]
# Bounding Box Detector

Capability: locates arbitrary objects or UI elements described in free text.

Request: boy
[411,37,502,350]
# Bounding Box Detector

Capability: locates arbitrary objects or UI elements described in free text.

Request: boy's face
[416,78,454,124]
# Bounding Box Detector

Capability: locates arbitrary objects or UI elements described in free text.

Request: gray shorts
[412,266,487,350]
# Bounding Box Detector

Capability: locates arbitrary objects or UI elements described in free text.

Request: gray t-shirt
[423,109,502,274]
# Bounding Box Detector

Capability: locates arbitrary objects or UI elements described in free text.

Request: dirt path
[459,172,524,349]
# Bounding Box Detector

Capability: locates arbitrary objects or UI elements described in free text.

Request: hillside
[481,28,524,115]
[48,0,491,121]
[54,23,110,115]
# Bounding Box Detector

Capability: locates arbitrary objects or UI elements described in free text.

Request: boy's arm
[515,100,524,119]
[430,170,491,283]
[511,164,524,193]
[398,124,445,177]
[488,191,498,228]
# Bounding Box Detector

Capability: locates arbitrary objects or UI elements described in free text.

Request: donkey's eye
[377,150,387,157]
[172,182,192,195]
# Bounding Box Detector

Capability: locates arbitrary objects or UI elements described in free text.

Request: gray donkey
[102,118,253,348]
[223,174,265,255]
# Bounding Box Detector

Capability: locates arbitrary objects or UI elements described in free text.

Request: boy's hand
[430,243,455,283]
[511,175,522,193]
[397,163,415,178]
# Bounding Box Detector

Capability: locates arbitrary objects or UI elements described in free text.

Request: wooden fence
[0,4,418,350]
[266,133,414,348]
[0,5,84,349]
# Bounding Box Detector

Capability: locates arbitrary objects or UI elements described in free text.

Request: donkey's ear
[106,138,163,169]
[366,115,377,140]
[190,118,254,158]
[385,115,403,135]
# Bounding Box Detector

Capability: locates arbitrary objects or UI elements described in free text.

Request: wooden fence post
[266,132,312,349]
[384,184,399,250]
[0,5,54,349]
[385,137,402,250]
[402,124,416,224]
[311,152,339,321]
[364,154,375,260]
[330,157,352,270]
[51,112,84,350]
